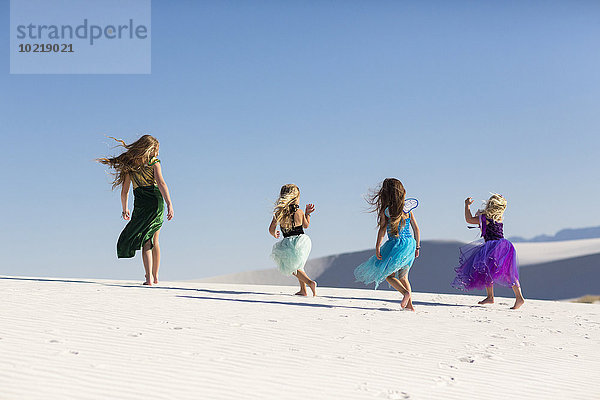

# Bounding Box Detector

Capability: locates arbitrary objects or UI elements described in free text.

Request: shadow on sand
[1,276,470,309]
[177,295,400,312]
[0,276,274,296]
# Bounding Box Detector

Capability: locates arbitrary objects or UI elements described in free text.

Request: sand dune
[197,239,600,300]
[0,276,598,399]
[514,237,600,265]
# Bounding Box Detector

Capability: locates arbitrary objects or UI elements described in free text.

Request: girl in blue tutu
[268,184,317,296]
[452,194,525,310]
[354,178,421,311]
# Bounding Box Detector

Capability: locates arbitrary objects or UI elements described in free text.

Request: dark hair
[367,178,407,237]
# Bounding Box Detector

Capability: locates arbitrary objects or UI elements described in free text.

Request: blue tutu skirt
[354,236,417,289]
[452,238,519,291]
[271,234,312,275]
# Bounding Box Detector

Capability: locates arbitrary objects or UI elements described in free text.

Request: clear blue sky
[2,1,599,280]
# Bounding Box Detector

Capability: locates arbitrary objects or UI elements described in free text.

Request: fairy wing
[404,198,418,214]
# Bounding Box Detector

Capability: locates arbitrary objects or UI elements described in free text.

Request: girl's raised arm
[302,203,315,228]
[410,211,420,258]
[464,197,479,225]
[121,174,131,220]
[153,163,174,221]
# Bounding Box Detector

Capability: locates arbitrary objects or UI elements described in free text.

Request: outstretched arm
[120,174,131,220]
[464,197,479,225]
[410,212,420,258]
[153,163,174,220]
[269,216,280,238]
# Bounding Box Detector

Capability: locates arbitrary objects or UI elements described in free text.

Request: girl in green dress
[98,135,174,286]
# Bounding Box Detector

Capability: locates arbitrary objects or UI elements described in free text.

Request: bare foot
[478,297,494,305]
[511,297,525,310]
[294,290,308,296]
[308,280,317,297]
[153,279,159,285]
[143,281,152,286]
[404,303,415,312]
[401,292,411,308]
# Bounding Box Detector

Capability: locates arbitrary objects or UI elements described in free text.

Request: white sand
[1,276,598,400]
[514,237,600,265]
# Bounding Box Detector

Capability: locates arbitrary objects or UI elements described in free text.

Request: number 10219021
[18,43,74,53]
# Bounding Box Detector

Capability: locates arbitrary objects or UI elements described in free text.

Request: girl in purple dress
[452,194,525,310]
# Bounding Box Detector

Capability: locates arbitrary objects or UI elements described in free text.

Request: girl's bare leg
[292,273,308,296]
[479,286,494,304]
[511,282,525,310]
[151,230,161,284]
[398,275,415,311]
[142,240,153,285]
[386,273,413,311]
[295,269,316,296]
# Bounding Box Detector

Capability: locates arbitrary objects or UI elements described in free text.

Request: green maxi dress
[117,157,164,258]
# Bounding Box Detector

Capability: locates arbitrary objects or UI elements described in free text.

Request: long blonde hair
[274,184,300,230]
[97,135,159,189]
[481,194,507,222]
[368,178,407,237]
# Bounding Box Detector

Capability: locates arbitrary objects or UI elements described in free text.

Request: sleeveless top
[384,208,412,239]
[281,204,305,238]
[480,214,504,241]
[130,157,160,189]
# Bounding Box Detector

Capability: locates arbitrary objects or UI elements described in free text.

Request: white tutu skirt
[271,234,312,275]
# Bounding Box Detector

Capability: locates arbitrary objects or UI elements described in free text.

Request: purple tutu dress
[452,215,519,291]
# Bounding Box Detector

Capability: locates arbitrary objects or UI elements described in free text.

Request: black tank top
[281,204,304,237]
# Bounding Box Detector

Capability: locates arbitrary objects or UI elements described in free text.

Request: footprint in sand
[458,356,475,363]
[357,382,369,391]
[438,362,458,370]
[377,389,411,399]
[434,375,457,386]
[520,342,535,347]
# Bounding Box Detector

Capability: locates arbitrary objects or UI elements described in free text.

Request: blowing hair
[274,184,300,231]
[482,193,507,222]
[368,178,407,237]
[97,135,159,189]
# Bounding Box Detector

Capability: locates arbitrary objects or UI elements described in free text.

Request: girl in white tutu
[268,184,317,296]
[354,178,420,310]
